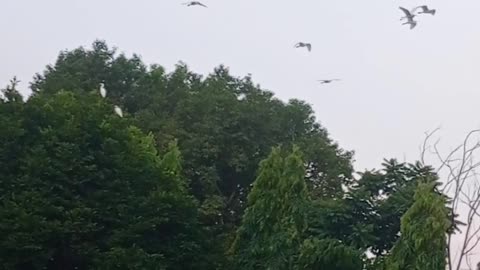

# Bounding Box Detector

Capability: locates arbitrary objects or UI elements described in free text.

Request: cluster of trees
[0,41,453,269]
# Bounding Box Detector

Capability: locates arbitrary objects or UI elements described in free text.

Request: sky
[2,0,480,267]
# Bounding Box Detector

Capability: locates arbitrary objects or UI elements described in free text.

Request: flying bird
[318,79,341,84]
[413,5,436,16]
[183,1,207,7]
[99,83,107,98]
[114,105,123,118]
[399,7,417,29]
[399,6,416,20]
[294,42,312,52]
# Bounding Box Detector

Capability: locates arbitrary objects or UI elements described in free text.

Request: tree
[295,238,363,270]
[230,146,309,270]
[1,77,23,103]
[386,180,449,270]
[0,91,203,270]
[31,41,354,201]
[0,78,25,190]
[366,160,438,256]
[30,41,355,266]
[307,159,438,257]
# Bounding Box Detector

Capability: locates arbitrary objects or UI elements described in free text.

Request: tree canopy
[0,89,202,269]
[0,40,456,270]
[28,41,357,265]
[231,146,308,270]
[387,180,449,270]
[307,159,440,257]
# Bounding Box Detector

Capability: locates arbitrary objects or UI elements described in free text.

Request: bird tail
[432,10,436,15]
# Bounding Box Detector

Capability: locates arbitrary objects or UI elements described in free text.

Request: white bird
[294,42,312,52]
[318,79,341,84]
[399,7,417,29]
[183,1,207,7]
[99,83,107,98]
[413,5,436,16]
[114,105,123,117]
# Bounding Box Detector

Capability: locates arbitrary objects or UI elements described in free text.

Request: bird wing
[412,5,427,13]
[198,2,207,7]
[409,21,417,29]
[399,7,412,17]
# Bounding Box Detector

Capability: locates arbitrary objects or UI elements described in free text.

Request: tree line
[0,41,452,269]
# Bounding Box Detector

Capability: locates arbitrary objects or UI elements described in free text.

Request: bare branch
[421,128,480,270]
[420,127,441,165]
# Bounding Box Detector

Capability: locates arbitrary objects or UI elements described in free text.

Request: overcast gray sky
[3,0,480,171]
[1,0,480,265]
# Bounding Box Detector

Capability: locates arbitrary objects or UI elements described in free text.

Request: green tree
[231,146,309,270]
[0,78,25,192]
[386,180,449,270]
[363,160,436,255]
[0,91,202,270]
[31,41,354,204]
[295,238,363,270]
[307,159,439,257]
[30,41,355,266]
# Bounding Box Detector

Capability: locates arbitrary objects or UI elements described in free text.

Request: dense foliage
[0,88,202,269]
[307,159,439,257]
[0,41,453,269]
[296,238,363,270]
[231,146,308,270]
[387,180,449,270]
